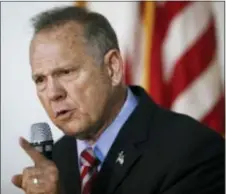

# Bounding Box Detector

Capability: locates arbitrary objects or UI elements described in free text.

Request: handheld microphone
[30,122,54,160]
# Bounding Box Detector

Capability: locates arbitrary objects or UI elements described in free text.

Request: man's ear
[104,49,124,86]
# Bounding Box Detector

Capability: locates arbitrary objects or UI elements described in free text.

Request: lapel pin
[116,151,125,165]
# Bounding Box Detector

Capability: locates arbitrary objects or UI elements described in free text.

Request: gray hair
[31,6,120,61]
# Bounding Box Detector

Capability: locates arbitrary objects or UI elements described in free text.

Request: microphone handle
[30,140,53,160]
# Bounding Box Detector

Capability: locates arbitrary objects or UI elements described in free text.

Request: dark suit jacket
[52,86,224,194]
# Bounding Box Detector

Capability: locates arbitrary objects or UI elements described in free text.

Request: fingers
[22,167,42,189]
[14,138,59,193]
[13,167,43,192]
[13,166,58,193]
[11,174,22,188]
[19,137,47,166]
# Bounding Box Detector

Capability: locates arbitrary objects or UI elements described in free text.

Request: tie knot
[80,147,100,167]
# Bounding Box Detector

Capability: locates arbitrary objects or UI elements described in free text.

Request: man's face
[30,23,119,139]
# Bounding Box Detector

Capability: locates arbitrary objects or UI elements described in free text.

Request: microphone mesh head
[30,122,53,143]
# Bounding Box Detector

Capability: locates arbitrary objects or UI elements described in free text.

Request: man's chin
[55,121,84,136]
[58,125,88,138]
[60,128,83,137]
[56,121,100,141]
[64,126,100,141]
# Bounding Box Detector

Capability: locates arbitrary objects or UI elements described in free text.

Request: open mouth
[56,110,71,118]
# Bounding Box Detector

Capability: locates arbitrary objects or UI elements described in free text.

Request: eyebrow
[32,64,78,80]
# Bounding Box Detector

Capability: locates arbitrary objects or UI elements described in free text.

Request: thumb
[12,174,22,188]
[19,137,47,166]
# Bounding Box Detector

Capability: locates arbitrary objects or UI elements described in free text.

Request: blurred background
[1,1,225,194]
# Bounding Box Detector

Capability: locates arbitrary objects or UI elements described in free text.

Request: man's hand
[12,137,59,194]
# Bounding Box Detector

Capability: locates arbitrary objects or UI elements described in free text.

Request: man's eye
[35,77,44,84]
[61,69,74,75]
[63,69,71,74]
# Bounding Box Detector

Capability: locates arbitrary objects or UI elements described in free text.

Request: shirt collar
[77,88,138,163]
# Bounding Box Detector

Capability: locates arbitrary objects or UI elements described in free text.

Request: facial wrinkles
[31,29,90,86]
[30,22,117,140]
[32,41,83,71]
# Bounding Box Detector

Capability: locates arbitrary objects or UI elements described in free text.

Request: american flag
[126,1,224,135]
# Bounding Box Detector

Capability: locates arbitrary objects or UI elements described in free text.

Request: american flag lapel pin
[116,151,125,166]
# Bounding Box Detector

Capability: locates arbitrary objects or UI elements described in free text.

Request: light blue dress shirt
[77,88,138,170]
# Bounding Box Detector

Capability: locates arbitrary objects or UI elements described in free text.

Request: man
[12,6,224,194]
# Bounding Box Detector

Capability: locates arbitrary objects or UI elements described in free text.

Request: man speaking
[12,6,224,194]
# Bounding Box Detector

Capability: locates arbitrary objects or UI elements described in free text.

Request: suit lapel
[93,86,156,194]
[93,144,143,194]
[59,136,81,194]
[106,144,142,194]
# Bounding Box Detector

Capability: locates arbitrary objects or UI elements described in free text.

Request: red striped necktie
[80,147,100,194]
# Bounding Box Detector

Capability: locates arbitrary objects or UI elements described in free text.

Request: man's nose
[46,78,66,101]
